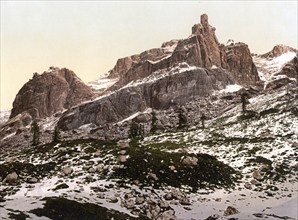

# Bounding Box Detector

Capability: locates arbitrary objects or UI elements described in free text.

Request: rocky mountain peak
[200,13,209,27]
[10,67,94,120]
[261,44,298,58]
[106,14,259,91]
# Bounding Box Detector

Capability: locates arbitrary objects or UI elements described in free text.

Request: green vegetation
[30,197,140,220]
[129,121,144,140]
[112,142,239,191]
[0,161,56,181]
[8,210,30,220]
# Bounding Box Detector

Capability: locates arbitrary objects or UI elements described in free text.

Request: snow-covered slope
[88,73,119,91]
[1,85,297,220]
[253,51,297,87]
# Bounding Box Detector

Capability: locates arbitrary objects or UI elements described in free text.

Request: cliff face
[108,14,259,90]
[3,14,265,146]
[56,14,262,133]
[57,66,235,131]
[225,43,259,85]
[10,67,94,120]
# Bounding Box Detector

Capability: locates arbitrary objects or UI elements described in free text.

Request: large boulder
[10,67,94,120]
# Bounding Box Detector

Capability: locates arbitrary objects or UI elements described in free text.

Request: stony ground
[0,87,297,220]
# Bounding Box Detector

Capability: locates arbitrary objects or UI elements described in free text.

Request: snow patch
[117,108,152,124]
[88,73,119,91]
[218,84,242,94]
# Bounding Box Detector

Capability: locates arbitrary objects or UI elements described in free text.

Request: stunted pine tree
[177,107,187,130]
[241,93,248,113]
[52,126,61,143]
[129,120,144,140]
[31,121,40,146]
[151,110,158,133]
[200,113,207,129]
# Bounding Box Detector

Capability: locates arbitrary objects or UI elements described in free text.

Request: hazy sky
[1,1,297,109]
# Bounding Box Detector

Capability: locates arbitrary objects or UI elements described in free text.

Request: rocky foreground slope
[0,14,297,220]
[0,82,297,219]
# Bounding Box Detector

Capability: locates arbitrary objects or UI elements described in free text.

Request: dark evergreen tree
[177,107,187,130]
[52,126,61,143]
[200,113,207,129]
[150,110,158,133]
[31,121,40,146]
[129,120,144,140]
[241,93,248,113]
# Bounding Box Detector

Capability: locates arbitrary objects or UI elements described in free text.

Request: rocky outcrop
[57,66,235,131]
[225,42,259,85]
[191,14,221,67]
[10,67,94,120]
[108,14,259,90]
[261,44,298,58]
[278,54,298,80]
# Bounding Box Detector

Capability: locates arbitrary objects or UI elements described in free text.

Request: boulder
[159,200,170,209]
[179,197,191,206]
[62,167,73,175]
[148,172,159,181]
[182,156,198,166]
[135,196,145,205]
[122,198,135,209]
[252,170,263,181]
[107,197,118,203]
[3,172,18,184]
[117,155,128,163]
[27,177,38,184]
[224,206,239,216]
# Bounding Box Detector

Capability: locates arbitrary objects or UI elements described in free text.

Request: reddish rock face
[10,67,94,119]
[108,14,260,89]
[225,43,260,86]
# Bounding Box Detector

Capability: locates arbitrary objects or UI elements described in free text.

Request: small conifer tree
[151,110,158,133]
[241,93,248,113]
[129,120,144,140]
[201,113,207,129]
[177,107,187,130]
[52,126,61,143]
[31,121,40,146]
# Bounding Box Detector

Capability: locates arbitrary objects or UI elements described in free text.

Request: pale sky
[1,1,297,109]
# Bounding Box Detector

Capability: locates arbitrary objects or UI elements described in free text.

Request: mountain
[10,67,95,120]
[56,14,260,137]
[253,45,297,89]
[0,14,297,220]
